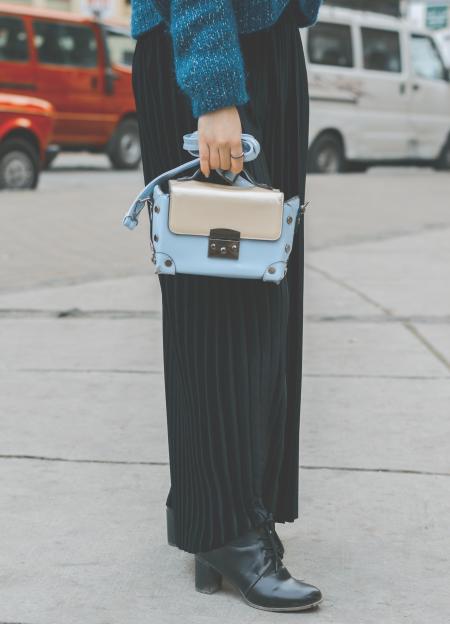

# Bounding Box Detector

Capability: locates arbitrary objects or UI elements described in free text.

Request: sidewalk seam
[0,455,448,477]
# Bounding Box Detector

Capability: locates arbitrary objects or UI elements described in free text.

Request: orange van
[0,3,140,169]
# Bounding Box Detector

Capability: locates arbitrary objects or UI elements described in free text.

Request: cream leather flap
[168,179,284,240]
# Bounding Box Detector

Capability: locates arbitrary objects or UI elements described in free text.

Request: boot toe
[245,568,323,611]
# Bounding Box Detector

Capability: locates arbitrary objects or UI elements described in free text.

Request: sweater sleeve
[168,1,250,118]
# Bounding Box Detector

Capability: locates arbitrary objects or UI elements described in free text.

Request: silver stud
[164,259,172,267]
[285,244,290,253]
[220,246,227,255]
[287,216,293,224]
[231,244,237,250]
[268,266,276,274]
[210,242,216,249]
[154,234,159,242]
[154,206,160,213]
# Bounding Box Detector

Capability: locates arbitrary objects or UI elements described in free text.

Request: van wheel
[0,138,39,190]
[108,118,141,170]
[308,133,345,173]
[346,161,369,173]
[435,138,450,170]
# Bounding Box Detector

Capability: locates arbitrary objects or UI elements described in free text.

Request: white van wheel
[435,138,450,171]
[308,133,345,174]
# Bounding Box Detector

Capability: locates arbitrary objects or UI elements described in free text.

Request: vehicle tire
[107,118,141,170]
[0,138,39,190]
[345,161,369,173]
[434,137,450,171]
[308,133,345,174]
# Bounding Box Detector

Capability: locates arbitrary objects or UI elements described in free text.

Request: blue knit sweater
[131,1,322,118]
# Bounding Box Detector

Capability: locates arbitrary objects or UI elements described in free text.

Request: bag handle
[123,132,262,230]
[177,166,275,191]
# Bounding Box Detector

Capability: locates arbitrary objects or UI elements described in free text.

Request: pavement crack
[2,309,449,325]
[8,369,449,379]
[305,262,450,373]
[0,454,448,477]
[300,465,450,477]
[0,454,167,466]
[305,313,450,324]
[0,308,160,320]
[16,368,162,375]
[304,373,450,380]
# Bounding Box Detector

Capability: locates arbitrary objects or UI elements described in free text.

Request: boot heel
[195,556,222,594]
[166,505,176,547]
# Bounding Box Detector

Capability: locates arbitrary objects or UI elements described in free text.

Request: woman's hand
[197,105,244,177]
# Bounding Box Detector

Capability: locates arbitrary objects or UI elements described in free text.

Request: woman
[131,0,323,612]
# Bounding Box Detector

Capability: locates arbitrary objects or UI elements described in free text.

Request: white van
[300,6,450,172]
[434,28,450,68]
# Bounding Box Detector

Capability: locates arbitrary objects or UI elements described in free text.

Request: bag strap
[123,132,262,230]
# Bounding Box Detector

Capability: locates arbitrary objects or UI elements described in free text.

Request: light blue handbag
[122,132,306,284]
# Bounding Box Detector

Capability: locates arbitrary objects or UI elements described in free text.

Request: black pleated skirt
[132,0,310,554]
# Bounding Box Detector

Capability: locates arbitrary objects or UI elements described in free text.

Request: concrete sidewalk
[0,162,449,623]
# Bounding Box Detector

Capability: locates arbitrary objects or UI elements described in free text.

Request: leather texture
[195,521,322,611]
[168,179,284,240]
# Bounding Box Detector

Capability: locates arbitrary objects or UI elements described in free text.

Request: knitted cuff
[191,70,250,117]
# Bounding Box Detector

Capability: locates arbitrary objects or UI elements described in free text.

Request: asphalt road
[0,153,449,623]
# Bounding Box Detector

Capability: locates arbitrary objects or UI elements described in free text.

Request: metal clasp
[208,228,240,260]
[296,200,310,226]
[300,200,310,215]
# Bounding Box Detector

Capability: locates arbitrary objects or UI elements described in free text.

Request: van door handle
[399,82,406,94]
[412,83,420,91]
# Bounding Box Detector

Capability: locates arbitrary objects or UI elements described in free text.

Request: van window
[308,22,353,68]
[105,29,135,67]
[33,21,98,68]
[361,27,402,73]
[411,34,446,81]
[0,16,28,62]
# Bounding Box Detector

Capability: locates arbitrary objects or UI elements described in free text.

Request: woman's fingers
[218,143,231,172]
[230,139,244,174]
[209,144,221,172]
[197,106,244,176]
[199,137,210,177]
[201,139,244,176]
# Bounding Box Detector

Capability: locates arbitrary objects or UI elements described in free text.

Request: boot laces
[259,513,283,572]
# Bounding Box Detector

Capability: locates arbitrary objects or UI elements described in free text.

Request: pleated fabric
[132,0,310,554]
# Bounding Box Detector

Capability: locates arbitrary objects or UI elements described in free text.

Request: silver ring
[230,151,245,159]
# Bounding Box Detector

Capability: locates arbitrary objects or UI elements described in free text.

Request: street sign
[426,4,449,30]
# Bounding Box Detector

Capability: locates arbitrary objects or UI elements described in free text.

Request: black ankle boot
[194,515,322,612]
[166,505,285,558]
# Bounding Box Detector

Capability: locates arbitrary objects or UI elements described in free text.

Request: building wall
[4,0,131,23]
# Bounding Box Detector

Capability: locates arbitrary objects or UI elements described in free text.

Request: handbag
[122,132,307,284]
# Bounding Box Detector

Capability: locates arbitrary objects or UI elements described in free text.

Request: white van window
[0,16,28,62]
[361,27,402,73]
[411,34,446,81]
[307,22,353,67]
